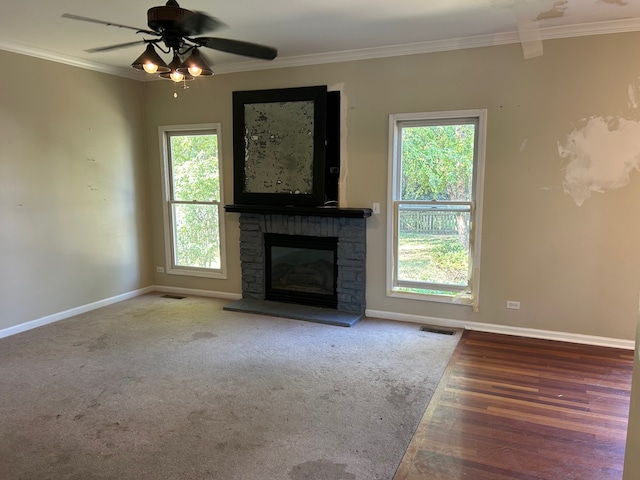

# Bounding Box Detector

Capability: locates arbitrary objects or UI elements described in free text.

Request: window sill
[388,288,474,306]
[166,267,227,279]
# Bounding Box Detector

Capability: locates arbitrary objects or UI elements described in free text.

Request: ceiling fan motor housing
[147,3,192,34]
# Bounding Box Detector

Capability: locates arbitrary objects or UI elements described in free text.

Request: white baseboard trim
[6,291,628,350]
[152,285,242,301]
[0,286,241,340]
[0,286,155,340]
[365,309,636,350]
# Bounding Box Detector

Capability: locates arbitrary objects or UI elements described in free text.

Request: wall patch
[558,115,640,206]
[629,83,638,110]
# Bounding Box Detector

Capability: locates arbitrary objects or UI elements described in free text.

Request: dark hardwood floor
[394,330,634,480]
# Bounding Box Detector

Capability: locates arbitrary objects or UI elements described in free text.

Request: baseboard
[152,285,242,301]
[6,292,629,349]
[0,286,242,340]
[0,286,155,340]
[365,309,636,350]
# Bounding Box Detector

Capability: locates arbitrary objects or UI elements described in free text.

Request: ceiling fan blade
[85,40,148,53]
[193,37,277,60]
[61,13,157,36]
[179,12,225,36]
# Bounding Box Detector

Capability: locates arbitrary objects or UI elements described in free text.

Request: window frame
[158,123,227,279]
[386,109,487,307]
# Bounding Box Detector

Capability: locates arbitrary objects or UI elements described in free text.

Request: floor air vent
[161,294,186,300]
[420,326,456,335]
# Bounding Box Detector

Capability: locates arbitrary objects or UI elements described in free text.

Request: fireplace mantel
[225,204,372,218]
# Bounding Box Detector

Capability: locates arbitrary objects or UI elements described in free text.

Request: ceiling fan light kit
[131,44,170,74]
[159,52,194,82]
[177,48,214,77]
[63,0,277,95]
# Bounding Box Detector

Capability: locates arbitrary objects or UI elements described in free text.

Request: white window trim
[158,123,227,279]
[386,109,486,309]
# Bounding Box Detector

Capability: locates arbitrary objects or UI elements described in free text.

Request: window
[159,124,226,278]
[387,110,486,306]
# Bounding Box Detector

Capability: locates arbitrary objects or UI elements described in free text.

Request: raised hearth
[224,205,372,326]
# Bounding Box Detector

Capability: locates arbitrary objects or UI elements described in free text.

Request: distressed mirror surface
[232,86,328,206]
[243,100,315,194]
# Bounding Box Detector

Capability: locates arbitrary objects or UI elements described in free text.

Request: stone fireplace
[223,205,372,326]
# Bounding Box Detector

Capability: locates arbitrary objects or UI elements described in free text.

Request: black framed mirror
[232,85,328,206]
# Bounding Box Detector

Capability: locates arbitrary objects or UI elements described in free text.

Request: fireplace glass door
[265,234,338,309]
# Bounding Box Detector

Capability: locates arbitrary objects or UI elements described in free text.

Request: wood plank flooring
[394,330,634,480]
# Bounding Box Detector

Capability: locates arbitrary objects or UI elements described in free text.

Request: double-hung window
[159,124,226,278]
[387,110,486,306]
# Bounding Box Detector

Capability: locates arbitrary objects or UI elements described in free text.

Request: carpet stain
[214,440,255,452]
[54,452,72,465]
[319,388,345,401]
[191,331,217,340]
[289,459,356,480]
[385,383,413,406]
[187,409,209,422]
[87,334,110,352]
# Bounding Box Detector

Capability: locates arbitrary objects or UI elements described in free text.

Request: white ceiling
[2,0,640,79]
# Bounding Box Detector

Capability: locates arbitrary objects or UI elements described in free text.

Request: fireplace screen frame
[264,233,338,309]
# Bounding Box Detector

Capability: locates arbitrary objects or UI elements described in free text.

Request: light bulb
[187,65,202,77]
[170,71,184,82]
[142,62,158,74]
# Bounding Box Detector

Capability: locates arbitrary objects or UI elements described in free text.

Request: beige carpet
[0,294,460,480]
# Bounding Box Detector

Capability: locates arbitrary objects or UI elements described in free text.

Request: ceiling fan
[62,0,277,81]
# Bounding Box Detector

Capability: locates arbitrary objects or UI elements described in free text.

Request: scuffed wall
[0,51,150,331]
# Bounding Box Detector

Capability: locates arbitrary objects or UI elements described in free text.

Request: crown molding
[2,16,640,79]
[212,17,640,74]
[0,40,144,80]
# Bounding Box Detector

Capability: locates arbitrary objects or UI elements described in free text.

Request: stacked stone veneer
[238,213,367,313]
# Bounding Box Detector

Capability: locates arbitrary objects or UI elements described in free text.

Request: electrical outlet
[372,203,380,214]
[156,267,165,273]
[506,300,520,310]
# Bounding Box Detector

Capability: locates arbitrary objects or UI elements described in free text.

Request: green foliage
[170,135,219,202]
[430,240,468,285]
[396,122,475,289]
[400,124,474,201]
[169,134,221,269]
[397,234,468,287]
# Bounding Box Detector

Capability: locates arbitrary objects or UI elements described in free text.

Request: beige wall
[146,32,640,342]
[0,50,151,331]
[624,302,640,478]
[2,31,638,342]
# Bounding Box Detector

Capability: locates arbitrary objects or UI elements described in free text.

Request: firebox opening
[265,233,338,309]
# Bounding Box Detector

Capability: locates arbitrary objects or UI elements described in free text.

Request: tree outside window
[160,124,226,278]
[388,111,486,305]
